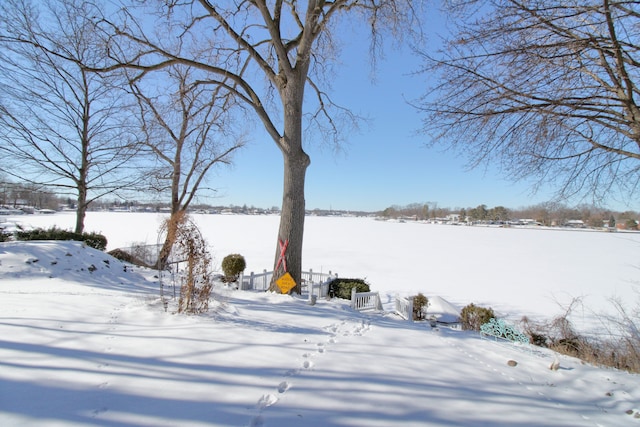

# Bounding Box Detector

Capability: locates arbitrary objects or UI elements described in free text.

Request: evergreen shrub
[16,226,107,251]
[460,303,495,331]
[221,253,246,282]
[327,278,370,299]
[413,293,429,321]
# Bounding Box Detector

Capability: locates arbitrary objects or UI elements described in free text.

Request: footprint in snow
[278,381,291,394]
[257,394,278,409]
[284,368,298,377]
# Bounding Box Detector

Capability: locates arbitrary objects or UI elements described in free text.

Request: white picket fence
[238,271,416,321]
[238,270,273,291]
[350,288,383,311]
[394,295,414,321]
[238,269,338,297]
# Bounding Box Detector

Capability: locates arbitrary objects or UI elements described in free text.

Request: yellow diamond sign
[276,272,296,294]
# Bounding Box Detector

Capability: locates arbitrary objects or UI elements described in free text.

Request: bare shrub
[107,247,153,267]
[521,297,640,373]
[129,242,158,268]
[521,316,548,347]
[164,212,214,314]
[593,296,640,373]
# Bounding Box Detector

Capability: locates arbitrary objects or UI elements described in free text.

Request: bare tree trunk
[271,149,310,293]
[270,77,310,294]
[157,158,183,269]
[158,169,183,269]
[75,186,87,234]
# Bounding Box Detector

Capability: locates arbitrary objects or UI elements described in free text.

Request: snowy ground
[7,212,640,324]
[1,212,639,426]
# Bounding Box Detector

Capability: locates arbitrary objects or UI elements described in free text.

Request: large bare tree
[95,0,421,292]
[0,0,140,233]
[129,64,245,268]
[418,0,640,206]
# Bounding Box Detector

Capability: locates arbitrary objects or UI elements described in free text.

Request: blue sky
[205,13,637,214]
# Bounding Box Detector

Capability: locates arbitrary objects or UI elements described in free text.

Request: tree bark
[75,185,87,234]
[270,71,310,294]
[271,148,310,294]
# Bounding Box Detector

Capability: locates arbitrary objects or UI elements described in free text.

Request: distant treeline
[379,202,638,228]
[2,179,638,228]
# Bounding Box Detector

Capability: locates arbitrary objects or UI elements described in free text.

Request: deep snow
[0,212,639,426]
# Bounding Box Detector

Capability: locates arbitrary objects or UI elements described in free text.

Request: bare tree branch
[0,0,142,232]
[418,0,640,205]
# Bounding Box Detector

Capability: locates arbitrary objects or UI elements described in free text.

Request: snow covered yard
[8,211,640,323]
[1,213,639,426]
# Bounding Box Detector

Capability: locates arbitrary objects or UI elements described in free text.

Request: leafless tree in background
[418,0,640,207]
[129,64,245,268]
[0,0,140,233]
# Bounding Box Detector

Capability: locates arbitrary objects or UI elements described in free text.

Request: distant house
[517,219,541,226]
[0,206,24,215]
[565,219,585,228]
[446,214,461,223]
[617,220,639,231]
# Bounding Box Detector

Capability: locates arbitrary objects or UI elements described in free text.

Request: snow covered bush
[460,303,495,331]
[327,278,370,299]
[221,253,246,282]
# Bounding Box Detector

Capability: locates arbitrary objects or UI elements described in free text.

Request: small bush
[521,317,548,347]
[107,248,147,266]
[0,232,11,242]
[413,293,429,321]
[221,253,246,282]
[460,303,495,331]
[107,248,135,263]
[16,226,107,250]
[328,278,370,299]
